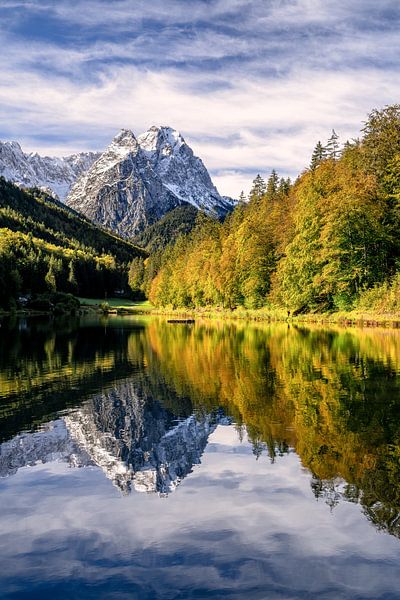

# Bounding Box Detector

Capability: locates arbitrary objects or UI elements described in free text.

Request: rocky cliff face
[66,126,235,237]
[0,127,234,237]
[66,130,182,237]
[0,140,99,200]
[0,420,92,477]
[138,126,234,218]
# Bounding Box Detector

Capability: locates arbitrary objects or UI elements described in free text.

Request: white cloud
[1,0,400,196]
[1,60,399,196]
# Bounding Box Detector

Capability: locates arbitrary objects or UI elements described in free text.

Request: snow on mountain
[0,127,235,237]
[64,379,227,496]
[0,140,100,200]
[66,129,182,237]
[0,375,231,496]
[66,126,235,237]
[138,125,235,217]
[0,420,92,478]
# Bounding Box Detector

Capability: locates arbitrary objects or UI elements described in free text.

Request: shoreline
[142,306,400,329]
[2,303,400,329]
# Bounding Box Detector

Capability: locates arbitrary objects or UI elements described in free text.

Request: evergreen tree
[249,174,266,199]
[326,129,340,160]
[129,257,145,297]
[277,177,291,196]
[239,191,247,204]
[68,260,78,293]
[310,141,327,170]
[45,256,57,292]
[361,104,400,179]
[266,170,279,198]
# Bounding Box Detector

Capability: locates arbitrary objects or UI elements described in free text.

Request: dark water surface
[0,315,399,599]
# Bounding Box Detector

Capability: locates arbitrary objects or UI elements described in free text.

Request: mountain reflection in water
[0,315,400,598]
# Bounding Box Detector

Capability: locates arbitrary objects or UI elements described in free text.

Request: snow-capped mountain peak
[66,125,235,236]
[0,139,100,200]
[0,126,235,236]
[138,125,185,158]
[136,124,233,217]
[110,128,138,153]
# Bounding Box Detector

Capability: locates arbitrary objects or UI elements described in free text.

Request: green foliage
[357,273,400,313]
[272,160,386,312]
[0,179,146,309]
[128,256,145,298]
[27,292,80,314]
[310,141,327,170]
[361,104,400,179]
[99,301,110,313]
[326,129,340,159]
[133,204,199,253]
[148,174,291,309]
[0,178,146,263]
[249,174,266,200]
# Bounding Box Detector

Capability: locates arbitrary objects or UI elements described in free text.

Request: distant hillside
[0,178,146,309]
[133,204,199,252]
[0,178,146,263]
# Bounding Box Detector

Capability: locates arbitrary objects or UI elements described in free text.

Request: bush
[357,273,400,313]
[27,292,80,314]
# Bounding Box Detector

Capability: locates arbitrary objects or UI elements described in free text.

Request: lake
[0,315,399,599]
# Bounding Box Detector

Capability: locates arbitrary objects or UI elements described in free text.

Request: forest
[0,179,146,309]
[138,105,400,314]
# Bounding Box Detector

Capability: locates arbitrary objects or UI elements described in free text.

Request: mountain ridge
[0,127,235,238]
[66,125,235,237]
[0,140,100,200]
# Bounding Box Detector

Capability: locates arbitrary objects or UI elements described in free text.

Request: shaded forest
[0,179,146,309]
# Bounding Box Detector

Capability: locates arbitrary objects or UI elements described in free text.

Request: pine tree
[310,141,327,170]
[239,191,247,204]
[266,170,279,198]
[129,257,145,296]
[68,260,78,293]
[45,256,57,292]
[278,177,291,196]
[249,174,266,199]
[327,129,340,160]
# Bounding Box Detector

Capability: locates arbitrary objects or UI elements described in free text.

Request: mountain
[66,129,182,238]
[66,126,235,237]
[65,379,224,495]
[0,377,228,497]
[0,140,100,200]
[0,178,145,264]
[0,127,235,238]
[137,126,234,217]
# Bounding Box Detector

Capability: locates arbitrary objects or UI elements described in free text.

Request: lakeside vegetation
[141,319,400,537]
[130,105,400,319]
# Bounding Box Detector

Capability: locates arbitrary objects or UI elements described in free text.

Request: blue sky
[1,0,400,196]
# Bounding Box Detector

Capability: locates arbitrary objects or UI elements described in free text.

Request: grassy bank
[145,305,400,328]
[78,297,154,313]
[2,297,400,329]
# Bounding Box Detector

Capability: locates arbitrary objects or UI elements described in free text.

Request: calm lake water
[0,315,399,599]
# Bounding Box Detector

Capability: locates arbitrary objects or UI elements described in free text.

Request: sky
[1,0,400,198]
